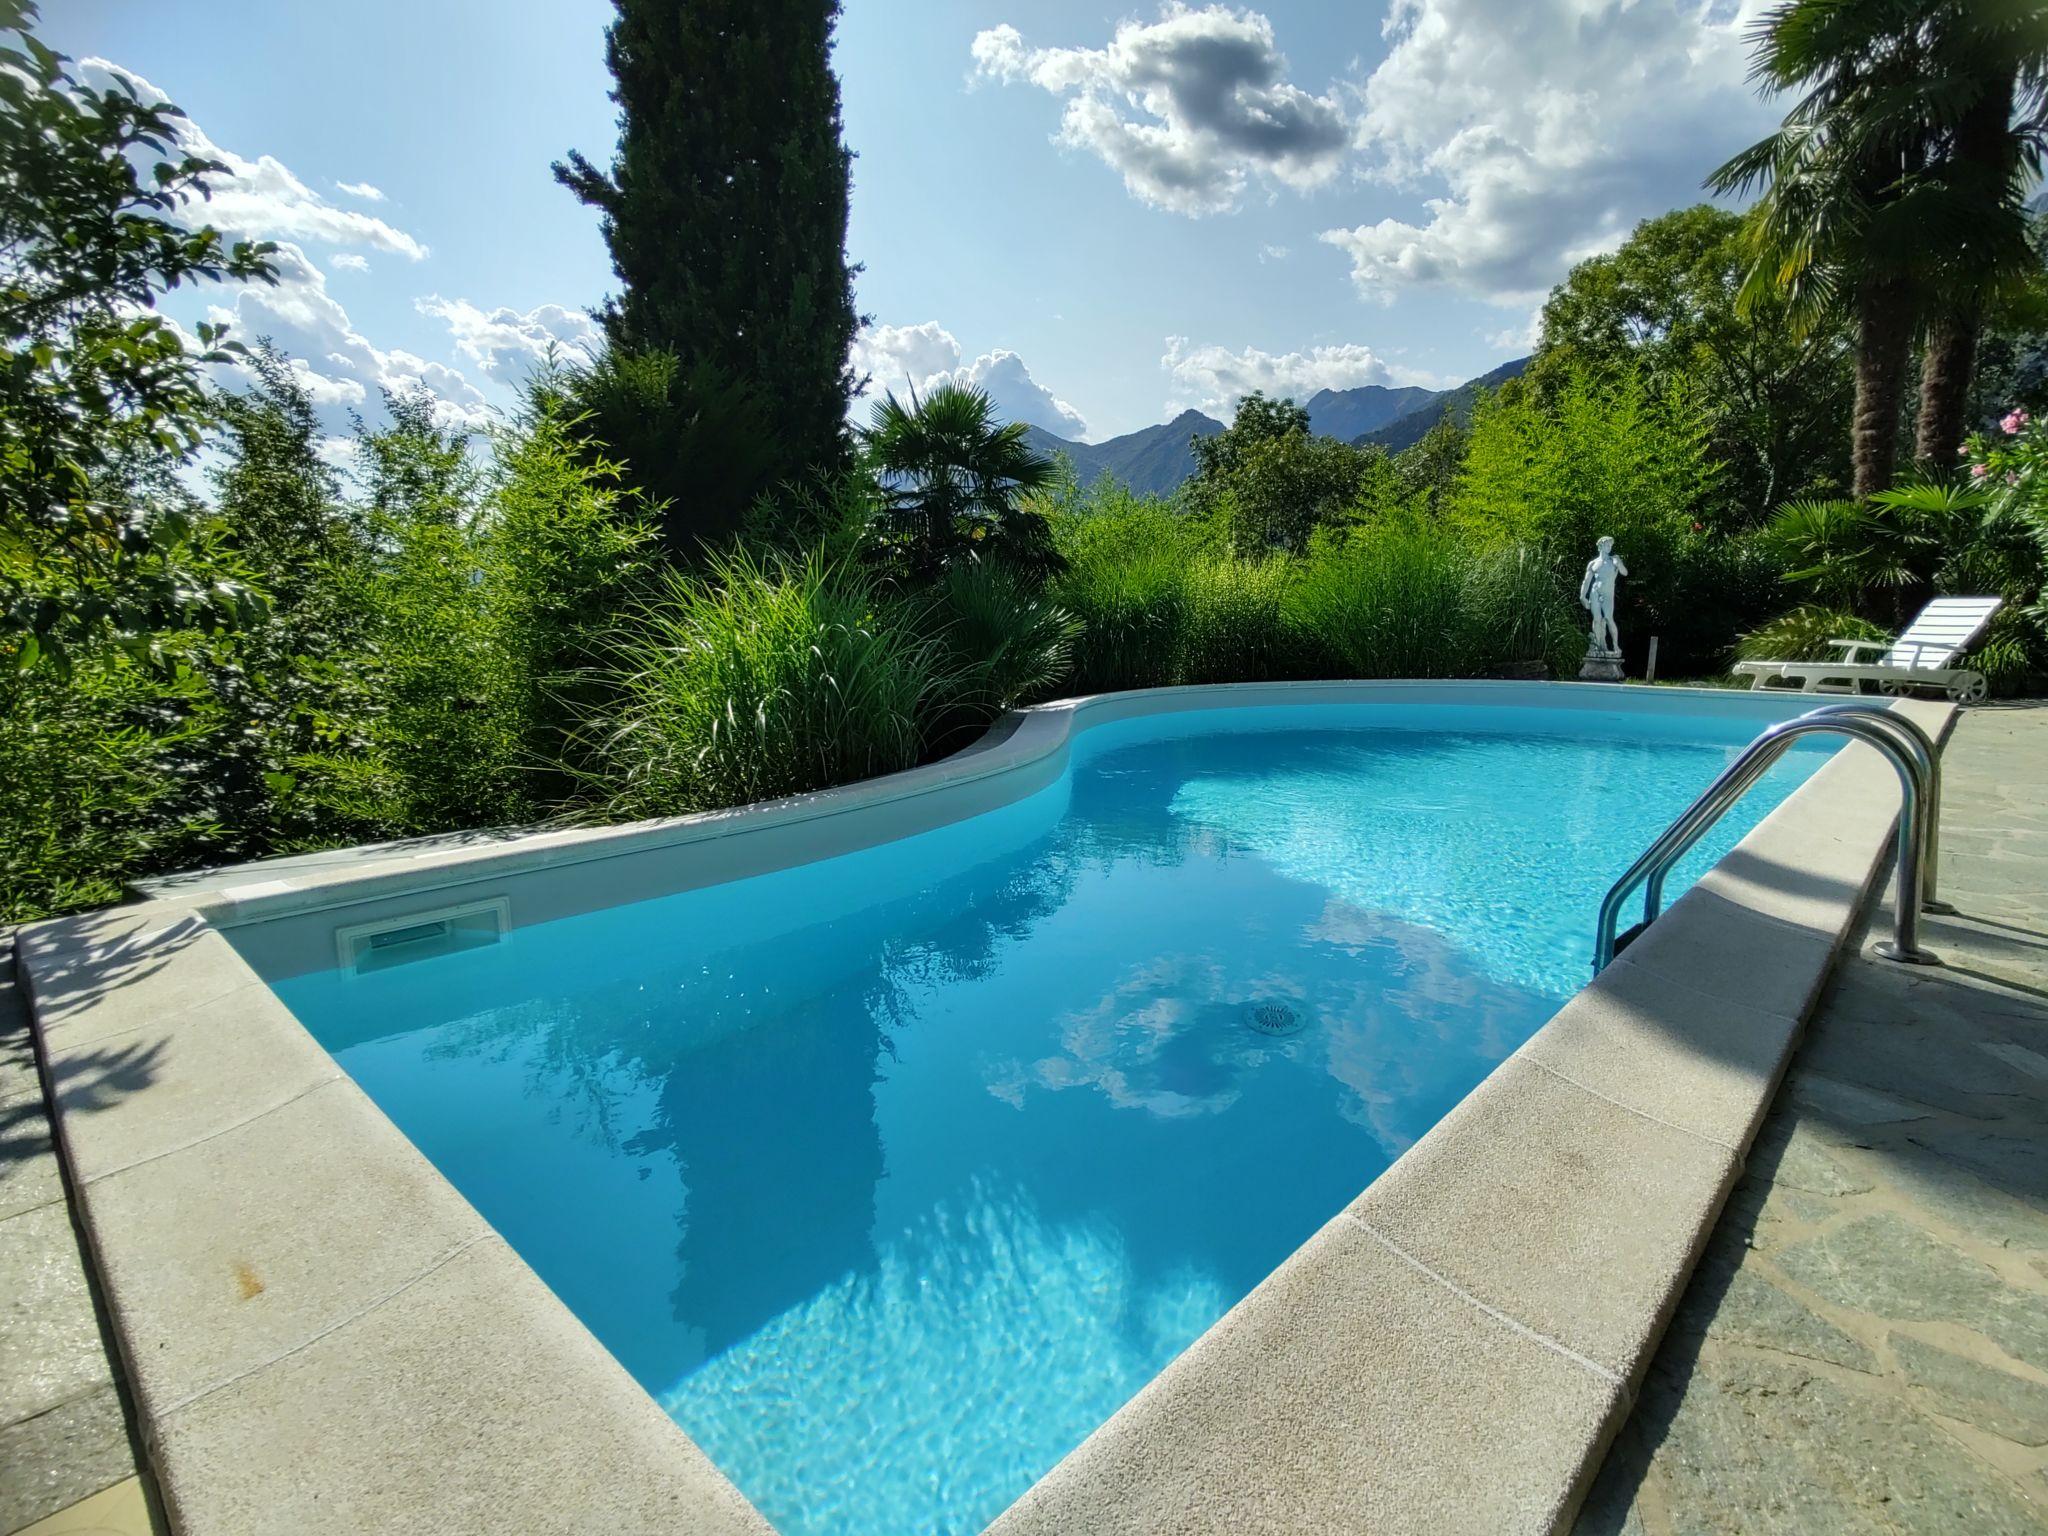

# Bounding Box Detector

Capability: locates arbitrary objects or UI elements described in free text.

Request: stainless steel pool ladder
[1593,704,1943,973]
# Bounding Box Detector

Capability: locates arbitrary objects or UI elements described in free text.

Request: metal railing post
[1809,705,1945,912]
[1594,706,1940,972]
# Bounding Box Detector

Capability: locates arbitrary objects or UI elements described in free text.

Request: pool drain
[1246,1001,1304,1037]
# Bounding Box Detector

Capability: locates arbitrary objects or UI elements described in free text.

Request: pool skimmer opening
[1247,1001,1304,1037]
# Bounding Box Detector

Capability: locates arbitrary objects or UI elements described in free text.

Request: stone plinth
[1578,647,1625,683]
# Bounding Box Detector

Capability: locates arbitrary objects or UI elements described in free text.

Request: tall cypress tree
[555,0,861,522]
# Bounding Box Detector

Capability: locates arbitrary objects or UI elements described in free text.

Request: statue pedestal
[1578,646,1625,683]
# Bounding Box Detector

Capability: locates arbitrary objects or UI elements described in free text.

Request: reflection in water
[274,720,1816,1536]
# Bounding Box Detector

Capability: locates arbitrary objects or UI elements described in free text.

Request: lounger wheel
[1946,673,1987,703]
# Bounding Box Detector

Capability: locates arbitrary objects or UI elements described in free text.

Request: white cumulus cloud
[336,181,385,202]
[972,6,1350,216]
[415,296,603,385]
[852,321,1089,439]
[1319,0,1776,306]
[329,253,369,273]
[1161,336,1427,417]
[206,243,492,433]
[79,60,427,261]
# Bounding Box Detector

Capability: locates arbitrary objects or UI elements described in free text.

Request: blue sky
[47,1,1779,446]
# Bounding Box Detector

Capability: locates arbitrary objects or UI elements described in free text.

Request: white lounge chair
[1734,595,2004,702]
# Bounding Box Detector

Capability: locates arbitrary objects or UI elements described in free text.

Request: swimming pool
[261,698,1827,1536]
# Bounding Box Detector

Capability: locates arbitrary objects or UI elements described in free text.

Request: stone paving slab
[1578,703,2048,1534]
[0,947,158,1536]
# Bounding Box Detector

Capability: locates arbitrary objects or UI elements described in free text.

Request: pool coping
[11,681,1955,1534]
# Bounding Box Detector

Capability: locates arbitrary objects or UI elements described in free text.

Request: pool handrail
[1594,703,1939,972]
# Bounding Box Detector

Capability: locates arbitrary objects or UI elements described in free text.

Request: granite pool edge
[10,682,1947,1535]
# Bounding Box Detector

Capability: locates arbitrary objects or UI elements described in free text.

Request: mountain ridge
[1024,356,1531,496]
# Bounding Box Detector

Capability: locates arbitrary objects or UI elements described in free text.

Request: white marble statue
[1579,536,1628,656]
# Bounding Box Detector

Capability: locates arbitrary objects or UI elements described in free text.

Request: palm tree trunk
[1851,276,1915,500]
[1914,307,1981,471]
[1912,64,2016,474]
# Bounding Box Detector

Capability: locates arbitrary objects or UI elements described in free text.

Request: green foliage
[1049,495,1201,691]
[0,645,222,921]
[300,382,654,835]
[1186,390,1378,551]
[1759,496,1925,610]
[1043,482,1577,693]
[553,0,859,512]
[1181,557,1296,683]
[1452,363,1718,662]
[1288,525,1579,681]
[199,344,370,852]
[1390,420,1467,518]
[860,383,1060,580]
[557,346,780,556]
[1733,605,1891,663]
[918,561,1079,745]
[591,552,942,817]
[0,0,274,662]
[1534,205,1853,521]
[1288,526,1472,679]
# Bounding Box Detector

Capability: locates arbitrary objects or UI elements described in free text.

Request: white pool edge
[12,681,1954,1535]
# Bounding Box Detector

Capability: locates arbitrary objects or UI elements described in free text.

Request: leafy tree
[1187,391,1376,552]
[1392,418,1470,518]
[558,345,779,559]
[1190,390,1311,478]
[0,0,274,661]
[355,388,476,528]
[555,0,862,532]
[860,383,1060,580]
[298,380,652,836]
[1535,205,1854,519]
[199,344,377,852]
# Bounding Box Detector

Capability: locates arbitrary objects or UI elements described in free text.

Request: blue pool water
[269,704,1824,1536]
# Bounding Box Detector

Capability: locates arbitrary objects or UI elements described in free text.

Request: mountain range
[1022,355,1531,497]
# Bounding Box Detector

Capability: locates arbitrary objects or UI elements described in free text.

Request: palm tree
[1710,0,1947,499]
[1911,2,2048,469]
[858,383,1061,581]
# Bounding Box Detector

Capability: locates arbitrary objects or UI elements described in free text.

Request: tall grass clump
[593,551,944,817]
[1465,544,1586,677]
[1732,605,1889,663]
[1051,503,1196,692]
[1181,557,1297,683]
[1289,525,1477,677]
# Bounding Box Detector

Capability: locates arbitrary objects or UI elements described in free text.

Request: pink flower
[2002,408,2030,435]
[1970,462,1989,479]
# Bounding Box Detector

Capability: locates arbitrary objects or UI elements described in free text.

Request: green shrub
[921,561,1079,723]
[1289,526,1476,678]
[1049,502,1187,691]
[1181,556,1297,683]
[1732,606,1890,664]
[592,551,944,817]
[1465,544,1586,677]
[0,648,221,921]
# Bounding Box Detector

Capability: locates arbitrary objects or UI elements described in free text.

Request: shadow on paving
[0,942,166,1535]
[1577,705,2048,1536]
